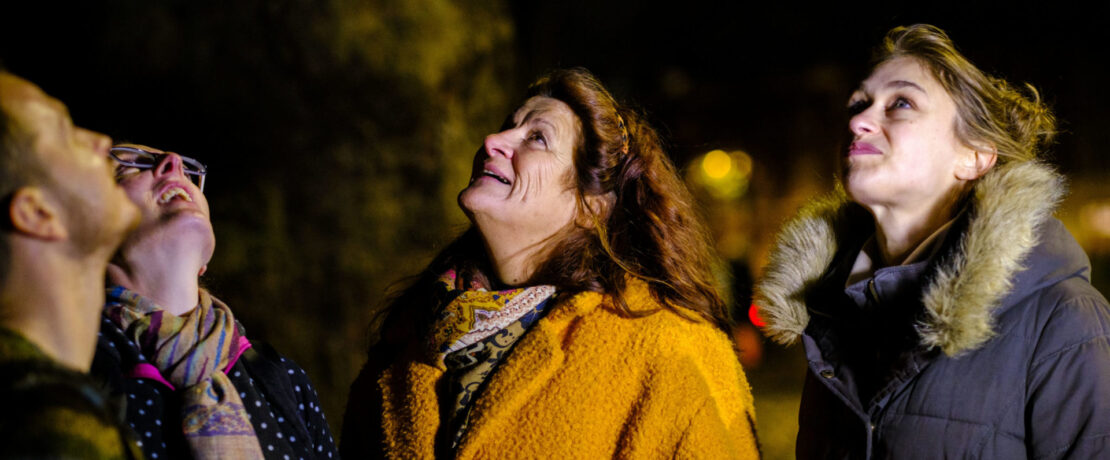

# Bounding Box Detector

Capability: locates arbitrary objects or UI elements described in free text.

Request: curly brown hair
[384,68,728,335]
[523,68,727,327]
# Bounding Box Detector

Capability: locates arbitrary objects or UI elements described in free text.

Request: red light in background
[748,303,765,328]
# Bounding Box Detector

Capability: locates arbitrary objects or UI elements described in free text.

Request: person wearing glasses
[90,144,339,460]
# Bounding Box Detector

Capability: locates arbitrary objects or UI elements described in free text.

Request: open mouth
[157,187,193,204]
[482,169,511,185]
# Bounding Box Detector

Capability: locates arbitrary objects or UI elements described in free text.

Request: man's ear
[955,143,998,181]
[9,187,67,240]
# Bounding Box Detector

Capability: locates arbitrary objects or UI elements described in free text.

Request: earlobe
[955,147,997,181]
[9,187,67,240]
[577,192,615,229]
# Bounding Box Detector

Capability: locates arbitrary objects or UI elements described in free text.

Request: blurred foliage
[215,0,515,434]
[20,0,518,435]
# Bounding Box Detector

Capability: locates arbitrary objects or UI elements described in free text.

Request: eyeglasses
[109,146,208,192]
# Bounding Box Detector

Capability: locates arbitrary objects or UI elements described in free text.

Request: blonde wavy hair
[876,24,1056,163]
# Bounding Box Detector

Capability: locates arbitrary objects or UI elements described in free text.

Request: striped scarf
[105,286,264,460]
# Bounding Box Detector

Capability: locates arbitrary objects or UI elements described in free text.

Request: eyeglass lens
[110,148,206,187]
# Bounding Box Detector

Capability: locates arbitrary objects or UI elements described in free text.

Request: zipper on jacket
[867,279,880,305]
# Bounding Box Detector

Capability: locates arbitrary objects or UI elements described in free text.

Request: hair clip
[616,115,630,155]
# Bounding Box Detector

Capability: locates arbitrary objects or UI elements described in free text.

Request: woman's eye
[847,99,869,116]
[888,97,913,110]
[528,131,547,147]
[114,166,140,181]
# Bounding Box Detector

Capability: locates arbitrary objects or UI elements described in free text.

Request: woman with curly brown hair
[341,68,759,458]
[756,24,1110,458]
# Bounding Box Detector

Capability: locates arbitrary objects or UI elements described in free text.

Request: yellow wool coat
[342,280,760,459]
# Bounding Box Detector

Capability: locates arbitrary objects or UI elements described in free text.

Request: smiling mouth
[481,169,511,185]
[158,187,193,204]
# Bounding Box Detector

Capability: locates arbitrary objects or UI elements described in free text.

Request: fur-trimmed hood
[755,161,1070,356]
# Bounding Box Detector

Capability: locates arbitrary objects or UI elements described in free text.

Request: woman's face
[459,96,581,245]
[114,144,215,263]
[844,57,977,211]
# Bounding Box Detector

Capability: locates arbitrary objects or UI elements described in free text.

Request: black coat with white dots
[91,315,340,460]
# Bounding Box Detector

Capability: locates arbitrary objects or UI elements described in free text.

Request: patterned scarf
[105,286,264,460]
[427,268,556,451]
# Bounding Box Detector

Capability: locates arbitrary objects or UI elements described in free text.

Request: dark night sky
[4,3,1109,179]
[512,3,1110,178]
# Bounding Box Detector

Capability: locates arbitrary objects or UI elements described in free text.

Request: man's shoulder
[0,356,137,459]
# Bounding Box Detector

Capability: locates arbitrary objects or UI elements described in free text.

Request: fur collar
[755,161,1065,356]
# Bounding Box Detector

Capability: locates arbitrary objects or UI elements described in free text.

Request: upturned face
[0,73,139,254]
[844,57,977,211]
[458,96,582,247]
[113,144,214,265]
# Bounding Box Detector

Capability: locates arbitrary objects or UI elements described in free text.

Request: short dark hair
[0,67,46,285]
[0,65,42,199]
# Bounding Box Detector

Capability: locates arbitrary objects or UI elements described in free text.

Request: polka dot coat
[92,315,339,460]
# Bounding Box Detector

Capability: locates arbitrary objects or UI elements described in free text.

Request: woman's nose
[849,109,877,137]
[153,152,186,179]
[483,131,514,159]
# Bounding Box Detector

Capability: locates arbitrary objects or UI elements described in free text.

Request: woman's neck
[867,186,967,267]
[472,220,564,287]
[108,242,204,316]
[483,240,544,287]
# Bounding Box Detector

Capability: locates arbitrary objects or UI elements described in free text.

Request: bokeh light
[702,149,733,179]
[1082,201,1110,238]
[687,149,754,200]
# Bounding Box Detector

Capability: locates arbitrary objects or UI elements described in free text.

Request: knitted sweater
[342,279,759,459]
[0,327,141,459]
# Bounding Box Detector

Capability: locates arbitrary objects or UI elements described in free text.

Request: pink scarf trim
[127,336,253,391]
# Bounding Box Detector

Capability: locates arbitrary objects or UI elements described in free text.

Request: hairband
[616,114,630,155]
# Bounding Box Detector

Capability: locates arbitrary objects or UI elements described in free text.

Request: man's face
[0,73,139,254]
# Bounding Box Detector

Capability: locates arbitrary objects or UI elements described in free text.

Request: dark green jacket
[0,327,141,459]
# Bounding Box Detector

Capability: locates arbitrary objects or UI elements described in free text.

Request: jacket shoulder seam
[1030,295,1110,366]
[1036,432,1110,459]
[1030,334,1110,368]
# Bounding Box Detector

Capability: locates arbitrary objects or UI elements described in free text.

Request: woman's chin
[843,167,889,205]
[458,186,501,216]
[131,216,215,251]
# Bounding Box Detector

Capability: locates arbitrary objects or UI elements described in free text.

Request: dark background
[4,2,1109,457]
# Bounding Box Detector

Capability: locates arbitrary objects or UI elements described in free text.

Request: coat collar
[755,161,1066,356]
[457,287,610,454]
[377,285,614,457]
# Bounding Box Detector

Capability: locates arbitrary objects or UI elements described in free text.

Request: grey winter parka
[756,161,1110,459]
